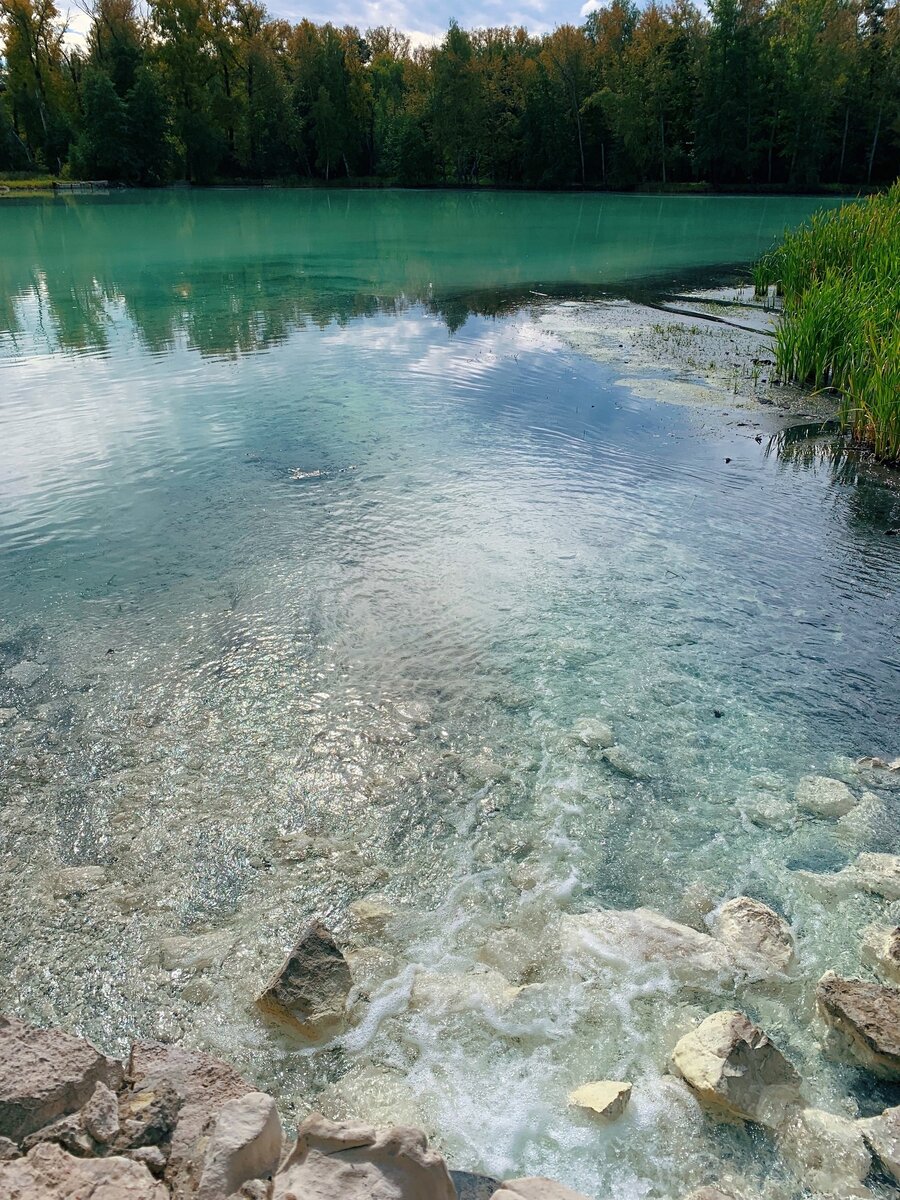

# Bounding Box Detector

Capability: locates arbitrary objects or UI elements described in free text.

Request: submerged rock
[568,1080,632,1121]
[570,717,615,749]
[777,1107,871,1195]
[273,1113,456,1200]
[858,1104,900,1185]
[256,920,352,1041]
[0,1015,123,1142]
[196,1091,281,1200]
[795,774,857,818]
[562,906,733,987]
[0,1141,167,1198]
[669,1010,802,1126]
[712,897,795,978]
[794,852,900,901]
[490,1179,592,1200]
[816,972,900,1078]
[861,925,900,986]
[3,661,48,689]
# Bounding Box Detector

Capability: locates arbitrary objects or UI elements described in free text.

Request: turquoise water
[1,190,898,1198]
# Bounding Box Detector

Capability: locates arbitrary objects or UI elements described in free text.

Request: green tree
[69,66,129,176]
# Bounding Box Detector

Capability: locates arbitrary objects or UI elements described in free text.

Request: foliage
[755,183,900,462]
[0,0,898,187]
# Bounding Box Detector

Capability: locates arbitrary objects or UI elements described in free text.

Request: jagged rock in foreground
[272,1112,457,1199]
[0,1015,124,1141]
[256,920,353,1041]
[0,1140,167,1198]
[861,925,900,986]
[489,1178,592,1200]
[777,1107,871,1196]
[858,1104,900,1185]
[816,972,900,1079]
[196,1092,281,1200]
[567,1080,632,1121]
[712,897,795,977]
[669,1010,802,1127]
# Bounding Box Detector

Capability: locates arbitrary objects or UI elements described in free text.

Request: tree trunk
[867,102,882,184]
[837,106,849,181]
[660,115,666,185]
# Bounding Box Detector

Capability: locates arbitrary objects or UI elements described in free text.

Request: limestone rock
[712,897,795,978]
[683,1190,738,1200]
[0,1140,167,1198]
[21,1112,94,1157]
[348,896,396,930]
[599,745,648,778]
[571,718,615,749]
[197,1092,281,1200]
[82,1080,119,1144]
[794,853,900,901]
[861,926,900,986]
[777,1107,871,1195]
[126,1145,169,1176]
[272,1113,456,1199]
[411,966,520,1014]
[858,1104,900,1185]
[158,932,233,974]
[795,775,857,818]
[0,1135,20,1160]
[669,1010,801,1126]
[568,1080,632,1121]
[562,907,733,988]
[256,921,352,1041]
[127,1040,255,1198]
[816,972,900,1078]
[0,1015,124,1141]
[489,1179,592,1200]
[117,1076,183,1150]
[52,866,109,898]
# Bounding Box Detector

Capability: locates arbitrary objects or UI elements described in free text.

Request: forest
[0,0,898,190]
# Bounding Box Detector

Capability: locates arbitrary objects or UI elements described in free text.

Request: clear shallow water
[1,190,899,1198]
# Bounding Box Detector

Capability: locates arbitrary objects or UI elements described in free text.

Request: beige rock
[861,926,900,986]
[816,972,900,1079]
[52,866,110,898]
[571,718,615,749]
[20,1112,94,1157]
[0,1135,20,1160]
[272,1113,456,1199]
[127,1040,255,1198]
[795,775,857,818]
[568,1081,632,1121]
[489,1179,592,1200]
[0,1140,167,1198]
[159,932,233,974]
[562,907,733,988]
[411,966,520,1014]
[256,921,352,1041]
[777,1107,871,1195]
[683,1190,738,1200]
[712,897,794,977]
[348,896,396,930]
[0,1015,124,1142]
[794,852,900,901]
[82,1080,120,1144]
[197,1092,281,1200]
[669,1010,801,1126]
[315,1064,426,1131]
[125,1145,169,1176]
[858,1104,900,1185]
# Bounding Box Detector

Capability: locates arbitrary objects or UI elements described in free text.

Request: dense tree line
[1,0,897,188]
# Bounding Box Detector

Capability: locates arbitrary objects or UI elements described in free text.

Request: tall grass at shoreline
[754,184,900,464]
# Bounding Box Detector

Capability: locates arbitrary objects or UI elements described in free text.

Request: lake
[1,190,899,1199]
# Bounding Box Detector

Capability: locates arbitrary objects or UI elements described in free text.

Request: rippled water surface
[1,190,899,1198]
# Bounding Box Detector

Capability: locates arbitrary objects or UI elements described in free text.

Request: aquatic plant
[754,184,900,464]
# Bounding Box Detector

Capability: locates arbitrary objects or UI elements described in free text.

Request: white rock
[712,897,794,977]
[52,866,109,898]
[568,1080,632,1121]
[778,1107,871,1195]
[861,925,900,986]
[795,775,857,818]
[562,907,733,988]
[158,932,233,973]
[273,1113,456,1199]
[858,1104,900,1185]
[794,853,900,901]
[669,1010,802,1127]
[197,1091,281,1200]
[4,661,48,688]
[490,1179,592,1200]
[0,1141,167,1198]
[410,966,520,1014]
[571,718,615,749]
[81,1080,119,1144]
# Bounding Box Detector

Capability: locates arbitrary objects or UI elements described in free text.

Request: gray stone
[858,1104,900,1185]
[0,1140,168,1198]
[816,972,900,1079]
[256,921,352,1041]
[3,661,48,689]
[82,1080,119,1144]
[197,1091,281,1200]
[21,1112,94,1157]
[117,1076,182,1149]
[273,1113,457,1199]
[861,926,900,986]
[777,1107,871,1195]
[0,1135,20,1160]
[452,1169,503,1200]
[490,1179,592,1200]
[0,1015,123,1142]
[126,1145,169,1176]
[571,718,615,749]
[669,1010,802,1126]
[795,774,857,818]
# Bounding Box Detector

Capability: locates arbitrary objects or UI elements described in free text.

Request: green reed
[754,184,900,464]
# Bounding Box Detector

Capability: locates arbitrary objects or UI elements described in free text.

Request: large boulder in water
[272,1113,456,1199]
[858,1104,900,1185]
[777,1107,871,1196]
[795,774,857,818]
[669,1010,802,1127]
[0,1015,124,1142]
[489,1179,593,1200]
[861,925,900,986]
[256,920,352,1041]
[712,897,795,978]
[816,972,900,1079]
